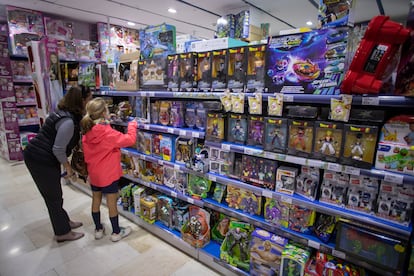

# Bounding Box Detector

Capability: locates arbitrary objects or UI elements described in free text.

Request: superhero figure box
[265,28,348,94]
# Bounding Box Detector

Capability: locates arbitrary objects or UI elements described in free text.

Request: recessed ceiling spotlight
[306,21,313,26]
[168,8,177,14]
[127,22,136,26]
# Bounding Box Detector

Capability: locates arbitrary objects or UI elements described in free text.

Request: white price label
[332,250,346,259]
[307,159,324,168]
[141,155,147,161]
[143,124,150,130]
[362,97,380,106]
[179,130,186,136]
[308,240,320,250]
[262,190,273,198]
[148,92,155,97]
[192,132,200,138]
[286,156,306,166]
[174,164,181,171]
[150,183,157,190]
[171,191,178,198]
[384,173,404,184]
[244,148,262,156]
[141,92,147,97]
[187,198,194,204]
[158,160,163,165]
[344,166,360,175]
[281,196,293,204]
[167,128,174,134]
[327,163,342,172]
[209,175,217,182]
[264,152,276,160]
[283,95,294,102]
[222,144,231,151]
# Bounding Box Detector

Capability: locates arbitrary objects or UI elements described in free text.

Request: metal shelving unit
[137,123,205,139]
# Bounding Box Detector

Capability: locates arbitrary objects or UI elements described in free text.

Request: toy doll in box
[160,134,175,162]
[170,101,185,127]
[159,101,171,126]
[167,54,180,91]
[185,102,197,128]
[250,228,288,276]
[227,113,247,144]
[206,112,226,142]
[288,204,316,234]
[288,120,314,158]
[276,166,298,195]
[150,101,160,124]
[227,47,246,92]
[140,195,158,224]
[179,52,197,91]
[151,133,162,159]
[280,244,311,276]
[211,49,228,91]
[197,51,212,91]
[142,132,152,155]
[341,124,378,169]
[157,195,174,228]
[264,117,288,153]
[226,185,243,210]
[172,200,190,232]
[181,206,210,248]
[264,197,290,228]
[239,190,262,216]
[247,116,265,147]
[313,121,343,162]
[175,137,193,165]
[187,174,211,199]
[375,115,414,175]
[246,45,266,92]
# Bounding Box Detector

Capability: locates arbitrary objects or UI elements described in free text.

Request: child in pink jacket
[81,97,137,242]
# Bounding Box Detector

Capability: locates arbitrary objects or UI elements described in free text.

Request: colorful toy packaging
[138,57,167,90]
[226,185,243,210]
[151,133,162,159]
[264,197,290,228]
[179,52,197,91]
[209,146,234,176]
[175,137,193,165]
[239,189,262,216]
[319,171,350,207]
[187,143,209,173]
[276,166,298,195]
[211,49,228,91]
[166,54,180,91]
[206,112,226,142]
[249,228,288,276]
[227,47,246,92]
[375,115,414,176]
[242,155,277,190]
[181,206,210,248]
[247,116,265,147]
[227,113,247,144]
[170,101,185,127]
[318,0,356,28]
[288,120,314,158]
[163,166,188,194]
[187,174,211,199]
[172,200,189,232]
[158,101,171,126]
[157,195,174,228]
[220,221,253,271]
[266,27,348,94]
[313,213,337,243]
[246,44,266,92]
[264,117,288,153]
[280,243,311,276]
[133,186,147,216]
[139,23,176,59]
[313,121,343,162]
[197,51,212,91]
[140,195,158,223]
[288,205,316,234]
[346,176,379,214]
[295,166,320,201]
[160,134,175,162]
[211,214,231,243]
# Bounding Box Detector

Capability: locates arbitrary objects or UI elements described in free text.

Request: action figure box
[0,130,23,161]
[115,51,139,91]
[78,62,95,89]
[318,0,356,28]
[264,117,288,153]
[140,195,158,224]
[227,113,247,144]
[288,205,316,235]
[139,57,167,90]
[187,174,212,199]
[56,40,77,61]
[295,166,320,201]
[246,44,266,92]
[247,116,265,148]
[170,101,185,128]
[264,197,290,228]
[139,23,176,59]
[197,51,212,91]
[73,39,100,61]
[280,243,311,276]
[157,195,174,228]
[160,134,175,162]
[209,146,234,176]
[341,124,379,169]
[181,206,210,248]
[375,115,414,176]
[179,52,197,91]
[206,112,226,142]
[211,49,228,91]
[133,186,147,216]
[242,155,277,190]
[319,170,349,207]
[287,120,314,158]
[227,47,247,92]
[216,14,235,38]
[313,121,344,163]
[175,137,193,165]
[346,176,379,214]
[265,28,348,94]
[166,54,180,91]
[250,229,288,276]
[276,166,298,195]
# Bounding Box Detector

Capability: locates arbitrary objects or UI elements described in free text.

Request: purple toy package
[247,116,265,147]
[265,28,349,94]
[167,54,180,91]
[179,52,197,91]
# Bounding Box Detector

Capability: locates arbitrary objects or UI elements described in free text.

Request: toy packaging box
[139,57,167,90]
[133,186,147,216]
[73,39,99,61]
[181,206,210,248]
[225,185,243,210]
[335,220,408,273]
[209,146,234,176]
[0,101,18,131]
[158,101,171,126]
[288,205,316,234]
[44,17,73,41]
[227,47,247,92]
[247,116,265,147]
[341,124,379,169]
[206,112,226,142]
[227,113,247,144]
[0,131,23,161]
[276,166,298,195]
[170,101,185,127]
[239,189,262,216]
[375,115,414,176]
[197,51,212,91]
[151,133,162,158]
[295,166,320,201]
[264,197,290,228]
[115,51,140,91]
[287,120,314,158]
[265,27,349,94]
[216,14,235,38]
[319,170,349,207]
[166,54,180,91]
[280,243,311,276]
[313,121,344,162]
[175,137,193,165]
[139,23,176,59]
[246,44,266,92]
[56,40,77,61]
[140,195,158,224]
[318,0,356,28]
[346,176,379,214]
[211,49,228,91]
[264,117,288,153]
[249,228,288,276]
[11,60,32,82]
[187,174,211,199]
[160,134,175,162]
[241,155,277,190]
[0,76,14,99]
[179,52,197,91]
[157,195,174,228]
[78,62,96,89]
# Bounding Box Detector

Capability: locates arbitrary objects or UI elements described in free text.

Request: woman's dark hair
[57,85,91,116]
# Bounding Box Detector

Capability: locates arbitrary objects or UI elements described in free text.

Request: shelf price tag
[187,198,194,204]
[281,196,293,204]
[264,152,276,160]
[209,175,217,182]
[283,95,294,102]
[158,160,163,165]
[171,191,178,198]
[262,190,273,198]
[332,250,346,259]
[384,173,404,184]
[141,155,147,161]
[167,128,174,134]
[192,132,200,138]
[141,92,147,97]
[308,240,320,250]
[179,130,186,136]
[174,164,181,171]
[344,166,360,175]
[327,162,342,172]
[362,97,380,106]
[221,144,231,151]
[143,124,150,130]
[148,92,155,97]
[244,147,262,156]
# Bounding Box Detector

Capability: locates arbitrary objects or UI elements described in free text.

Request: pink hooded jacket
[82,120,137,187]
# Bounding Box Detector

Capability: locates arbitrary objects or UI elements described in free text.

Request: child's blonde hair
[80,97,108,134]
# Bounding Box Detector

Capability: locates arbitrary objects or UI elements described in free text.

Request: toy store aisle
[0,158,219,276]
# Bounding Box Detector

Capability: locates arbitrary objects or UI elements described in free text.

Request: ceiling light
[217,17,228,25]
[306,21,313,26]
[127,22,136,26]
[168,8,177,14]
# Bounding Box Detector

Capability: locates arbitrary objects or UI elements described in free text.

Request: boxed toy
[206,112,226,142]
[170,101,185,127]
[160,134,175,162]
[181,206,210,248]
[179,52,197,91]
[250,228,288,276]
[140,195,158,224]
[227,113,247,144]
[375,115,414,175]
[239,189,262,216]
[187,174,211,199]
[0,130,23,161]
[288,205,316,234]
[139,57,167,90]
[158,101,171,126]
[242,155,277,190]
[139,23,176,59]
[318,0,356,28]
[341,124,379,169]
[227,47,246,92]
[295,166,320,201]
[346,176,379,214]
[246,44,266,92]
[211,49,228,91]
[188,142,209,173]
[313,121,344,163]
[197,51,212,91]
[265,28,349,94]
[73,39,99,61]
[276,166,298,195]
[115,51,139,91]
[0,76,13,99]
[78,62,95,89]
[264,197,290,228]
[209,146,234,176]
[44,17,73,41]
[288,120,314,158]
[0,101,19,131]
[175,137,193,165]
[133,186,147,216]
[157,195,174,228]
[264,117,288,153]
[319,171,350,207]
[11,60,32,82]
[216,14,235,38]
[190,37,247,52]
[280,243,311,276]
[247,116,265,147]
[166,54,180,91]
[313,214,338,243]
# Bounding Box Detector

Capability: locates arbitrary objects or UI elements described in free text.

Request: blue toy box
[140,23,176,59]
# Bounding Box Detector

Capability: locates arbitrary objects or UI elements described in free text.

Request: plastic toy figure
[292,127,307,150]
[211,120,219,137]
[233,53,244,82]
[225,227,249,262]
[251,122,263,143]
[189,216,202,239]
[217,58,226,83]
[254,54,265,82]
[270,128,283,148]
[319,130,336,155]
[240,196,258,215]
[232,120,245,141]
[351,133,364,160]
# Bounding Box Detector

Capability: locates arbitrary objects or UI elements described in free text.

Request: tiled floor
[0,158,220,276]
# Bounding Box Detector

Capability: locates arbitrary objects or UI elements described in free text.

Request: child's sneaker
[111,226,132,242]
[95,224,105,240]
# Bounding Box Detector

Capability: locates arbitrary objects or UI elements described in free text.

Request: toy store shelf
[199,241,248,276]
[18,118,40,127]
[15,102,37,107]
[96,90,224,99]
[123,174,204,208]
[9,54,28,60]
[12,79,33,84]
[94,90,138,97]
[205,141,414,185]
[206,173,264,195]
[138,123,205,139]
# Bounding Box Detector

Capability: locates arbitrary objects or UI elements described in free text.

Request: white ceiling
[0,0,410,40]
